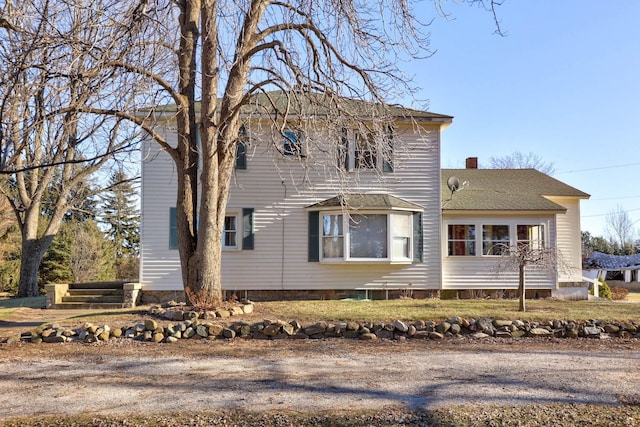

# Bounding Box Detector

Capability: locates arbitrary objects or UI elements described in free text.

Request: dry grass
[627,290,640,302]
[4,405,640,427]
[255,298,640,323]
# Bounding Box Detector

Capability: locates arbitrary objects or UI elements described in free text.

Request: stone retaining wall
[7,303,639,344]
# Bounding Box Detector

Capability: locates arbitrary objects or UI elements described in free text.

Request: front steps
[45,282,142,309]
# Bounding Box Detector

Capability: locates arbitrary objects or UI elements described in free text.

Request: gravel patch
[1,338,638,423]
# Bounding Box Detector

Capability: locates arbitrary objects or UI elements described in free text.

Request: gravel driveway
[1,339,638,421]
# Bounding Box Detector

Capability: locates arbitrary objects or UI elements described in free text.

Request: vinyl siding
[141,122,443,291]
[140,128,183,290]
[547,197,584,282]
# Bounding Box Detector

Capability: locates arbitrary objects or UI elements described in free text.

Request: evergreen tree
[100,172,140,280]
[39,223,73,285]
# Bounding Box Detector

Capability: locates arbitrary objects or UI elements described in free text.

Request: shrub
[598,278,612,300]
[611,286,630,301]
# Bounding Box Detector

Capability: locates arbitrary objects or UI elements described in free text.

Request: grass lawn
[0,296,46,321]
[0,295,638,326]
[257,298,640,323]
[627,290,640,302]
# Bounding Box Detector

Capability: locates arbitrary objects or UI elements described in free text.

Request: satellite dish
[447,176,461,193]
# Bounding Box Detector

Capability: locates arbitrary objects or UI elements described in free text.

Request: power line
[557,162,640,174]
[582,207,640,218]
[590,195,640,201]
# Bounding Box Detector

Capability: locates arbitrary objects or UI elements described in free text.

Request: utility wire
[557,162,640,174]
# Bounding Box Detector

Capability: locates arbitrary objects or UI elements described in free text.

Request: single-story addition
[441,161,590,300]
[140,93,590,302]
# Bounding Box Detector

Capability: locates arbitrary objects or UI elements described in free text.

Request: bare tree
[3,0,502,300]
[98,0,501,302]
[0,0,141,296]
[493,242,564,312]
[486,151,556,175]
[606,204,635,253]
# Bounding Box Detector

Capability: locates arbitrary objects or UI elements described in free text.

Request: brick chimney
[465,157,478,169]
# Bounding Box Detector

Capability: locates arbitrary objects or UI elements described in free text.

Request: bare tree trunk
[174,0,201,298]
[518,263,526,312]
[18,239,49,297]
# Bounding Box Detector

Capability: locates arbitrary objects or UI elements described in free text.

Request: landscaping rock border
[5,305,639,344]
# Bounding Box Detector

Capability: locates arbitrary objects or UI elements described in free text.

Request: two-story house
[140,92,588,302]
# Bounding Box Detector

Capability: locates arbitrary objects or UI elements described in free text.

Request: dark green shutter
[236,142,247,169]
[236,125,247,169]
[169,207,178,250]
[340,128,350,170]
[413,212,423,262]
[383,125,394,172]
[242,208,254,250]
[308,211,320,262]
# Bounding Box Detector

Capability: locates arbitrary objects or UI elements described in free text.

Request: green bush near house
[598,278,612,300]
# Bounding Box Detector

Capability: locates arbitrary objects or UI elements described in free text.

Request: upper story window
[340,127,393,172]
[283,129,305,158]
[196,123,247,170]
[354,132,378,170]
[236,125,247,170]
[448,224,476,256]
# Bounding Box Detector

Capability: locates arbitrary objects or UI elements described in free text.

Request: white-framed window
[354,132,378,170]
[447,224,476,256]
[223,214,238,249]
[445,221,548,257]
[283,129,305,157]
[350,213,388,258]
[517,224,545,250]
[319,211,413,262]
[322,214,344,258]
[482,224,509,255]
[340,128,393,172]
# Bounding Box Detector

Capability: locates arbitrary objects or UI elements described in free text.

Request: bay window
[317,211,416,262]
[322,214,344,258]
[350,214,388,258]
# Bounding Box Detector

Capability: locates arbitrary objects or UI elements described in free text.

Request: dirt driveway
[1,338,639,421]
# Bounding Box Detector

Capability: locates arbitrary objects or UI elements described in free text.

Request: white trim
[319,210,413,263]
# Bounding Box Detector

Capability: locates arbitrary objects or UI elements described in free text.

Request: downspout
[281,180,287,291]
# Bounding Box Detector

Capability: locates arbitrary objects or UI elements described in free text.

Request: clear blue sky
[402,1,640,239]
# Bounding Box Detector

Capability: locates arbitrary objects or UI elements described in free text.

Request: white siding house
[141,95,452,299]
[140,94,590,300]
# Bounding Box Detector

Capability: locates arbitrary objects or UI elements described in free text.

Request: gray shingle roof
[442,169,590,212]
[307,193,424,211]
[148,90,452,122]
[585,251,640,270]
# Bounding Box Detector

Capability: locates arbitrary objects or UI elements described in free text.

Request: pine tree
[100,172,140,280]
